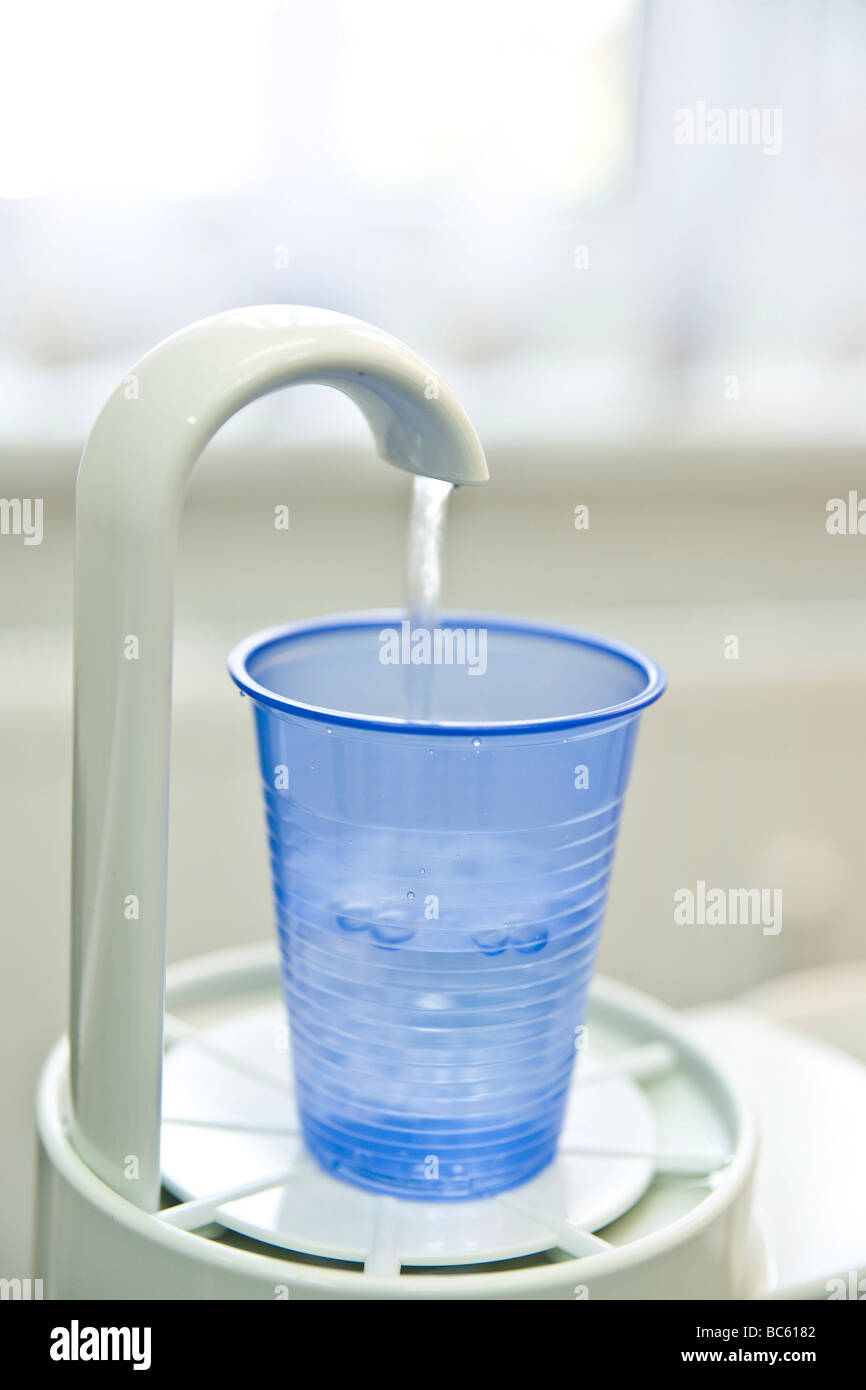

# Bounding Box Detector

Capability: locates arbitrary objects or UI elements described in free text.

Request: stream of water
[404,475,453,720]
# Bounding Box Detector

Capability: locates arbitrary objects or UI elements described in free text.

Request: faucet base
[37,942,761,1300]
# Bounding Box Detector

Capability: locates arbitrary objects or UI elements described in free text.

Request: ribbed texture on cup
[265,791,620,1200]
[235,616,661,1201]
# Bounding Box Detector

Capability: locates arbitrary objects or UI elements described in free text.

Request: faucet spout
[69,306,487,1208]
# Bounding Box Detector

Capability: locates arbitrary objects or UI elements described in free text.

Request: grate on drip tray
[159,988,738,1277]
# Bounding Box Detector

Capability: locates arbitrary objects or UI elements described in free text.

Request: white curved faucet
[70,305,487,1209]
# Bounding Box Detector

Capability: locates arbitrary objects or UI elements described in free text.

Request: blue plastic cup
[229,612,664,1201]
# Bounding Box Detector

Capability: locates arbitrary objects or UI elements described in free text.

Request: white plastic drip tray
[161,1003,656,1269]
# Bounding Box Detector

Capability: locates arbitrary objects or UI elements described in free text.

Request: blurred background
[2,0,866,1274]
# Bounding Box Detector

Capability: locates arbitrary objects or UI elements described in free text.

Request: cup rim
[227,609,666,737]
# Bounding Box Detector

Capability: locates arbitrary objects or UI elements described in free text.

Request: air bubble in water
[512,924,549,955]
[417,992,451,1010]
[472,929,508,956]
[336,909,368,934]
[371,914,415,949]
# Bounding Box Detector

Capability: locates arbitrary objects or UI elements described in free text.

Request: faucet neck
[70,306,485,1206]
